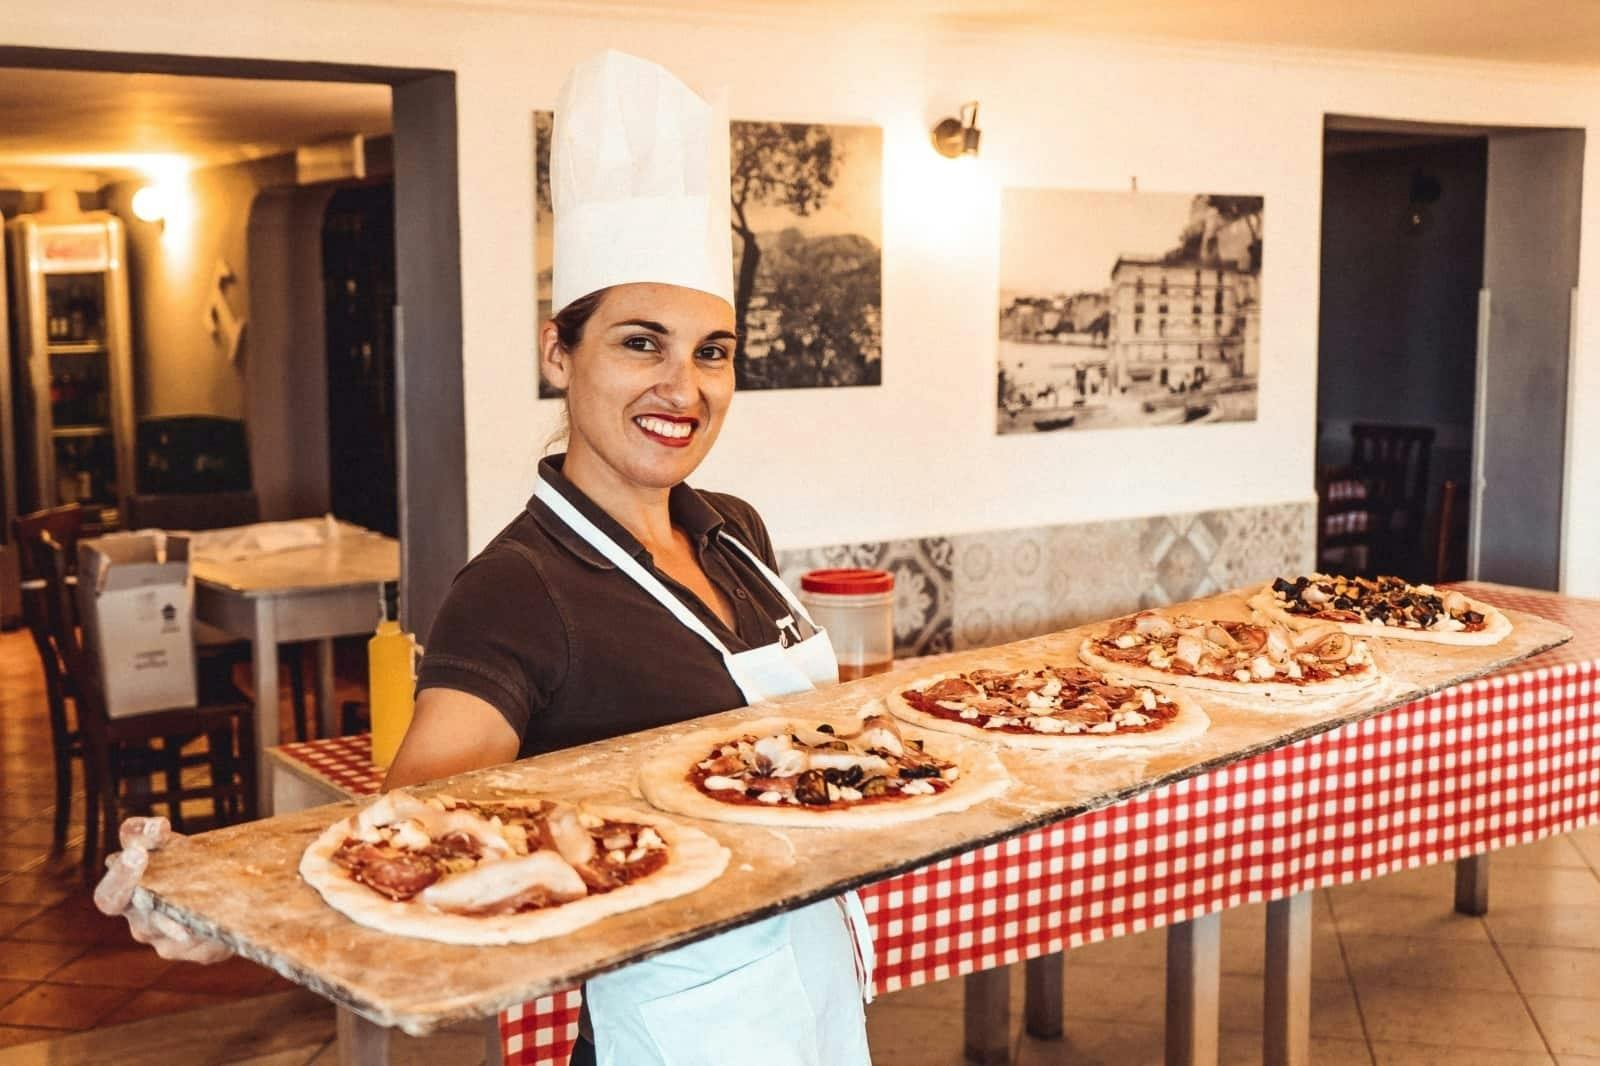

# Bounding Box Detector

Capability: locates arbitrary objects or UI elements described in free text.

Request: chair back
[1431,479,1470,584]
[31,531,106,725]
[125,490,260,532]
[12,504,85,583]
[1350,423,1435,515]
[1316,465,1381,577]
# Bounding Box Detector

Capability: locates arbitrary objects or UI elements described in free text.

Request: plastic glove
[93,816,234,964]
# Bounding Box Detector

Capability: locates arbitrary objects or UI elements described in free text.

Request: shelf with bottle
[52,434,117,508]
[43,274,105,348]
[47,341,108,356]
[48,359,110,428]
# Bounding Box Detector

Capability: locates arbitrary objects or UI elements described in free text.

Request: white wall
[10,1,1597,593]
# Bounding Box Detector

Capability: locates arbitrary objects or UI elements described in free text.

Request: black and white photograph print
[535,113,882,396]
[996,188,1263,435]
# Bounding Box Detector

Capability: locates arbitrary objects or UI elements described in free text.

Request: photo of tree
[997,189,1263,434]
[535,113,882,395]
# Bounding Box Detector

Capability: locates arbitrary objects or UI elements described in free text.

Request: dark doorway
[1317,131,1486,581]
[323,182,397,538]
[1316,117,1582,590]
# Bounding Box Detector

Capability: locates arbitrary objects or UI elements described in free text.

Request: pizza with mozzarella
[638,712,1010,828]
[299,791,728,945]
[886,665,1209,748]
[1248,575,1512,646]
[1078,610,1384,700]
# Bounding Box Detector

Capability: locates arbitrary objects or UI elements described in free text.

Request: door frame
[0,45,467,637]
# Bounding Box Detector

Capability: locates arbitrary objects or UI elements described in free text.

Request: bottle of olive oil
[368,581,416,769]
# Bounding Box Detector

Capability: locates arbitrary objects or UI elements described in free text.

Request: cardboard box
[77,534,197,718]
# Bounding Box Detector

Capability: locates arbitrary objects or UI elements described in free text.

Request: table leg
[1165,913,1220,1066]
[1024,952,1063,1039]
[317,638,339,739]
[963,966,1012,1065]
[251,601,280,816]
[336,1007,391,1066]
[483,1016,504,1066]
[1455,855,1490,915]
[1264,893,1313,1066]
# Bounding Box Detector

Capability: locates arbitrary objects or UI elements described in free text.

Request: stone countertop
[136,591,1570,1035]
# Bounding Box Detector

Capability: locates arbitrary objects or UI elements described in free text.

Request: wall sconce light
[931,101,982,158]
[131,184,167,225]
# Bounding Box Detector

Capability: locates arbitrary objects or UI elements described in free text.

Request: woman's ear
[539,320,572,391]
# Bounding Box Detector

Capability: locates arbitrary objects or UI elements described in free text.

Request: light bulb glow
[131,185,167,223]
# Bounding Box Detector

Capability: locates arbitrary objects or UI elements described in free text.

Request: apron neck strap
[532,475,734,656]
[716,531,821,629]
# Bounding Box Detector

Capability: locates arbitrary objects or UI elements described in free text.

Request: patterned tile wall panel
[777,537,954,658]
[778,501,1314,656]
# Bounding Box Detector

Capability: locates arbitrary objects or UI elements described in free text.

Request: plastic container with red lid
[799,568,895,681]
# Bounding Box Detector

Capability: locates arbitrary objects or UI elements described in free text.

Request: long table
[138,583,1578,1065]
[266,582,1599,1066]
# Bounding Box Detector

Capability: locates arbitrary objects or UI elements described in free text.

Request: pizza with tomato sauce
[637,713,1010,828]
[885,665,1209,748]
[1248,575,1512,646]
[1078,610,1384,700]
[299,791,728,944]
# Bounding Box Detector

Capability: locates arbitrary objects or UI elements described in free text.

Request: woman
[97,50,872,1066]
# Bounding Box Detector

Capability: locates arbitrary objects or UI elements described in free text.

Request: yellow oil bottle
[368,581,417,769]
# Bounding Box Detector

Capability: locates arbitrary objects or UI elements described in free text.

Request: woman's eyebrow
[611,318,669,334]
[700,329,738,344]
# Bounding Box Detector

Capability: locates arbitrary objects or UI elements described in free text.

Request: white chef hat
[551,50,733,313]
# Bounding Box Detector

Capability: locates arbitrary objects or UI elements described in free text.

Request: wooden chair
[33,533,257,878]
[122,490,312,743]
[1315,465,1381,577]
[1429,480,1470,584]
[1350,423,1436,577]
[12,505,87,850]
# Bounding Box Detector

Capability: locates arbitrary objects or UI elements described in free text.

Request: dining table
[188,517,399,813]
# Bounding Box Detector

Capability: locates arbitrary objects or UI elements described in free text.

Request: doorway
[1315,116,1582,591]
[0,46,466,637]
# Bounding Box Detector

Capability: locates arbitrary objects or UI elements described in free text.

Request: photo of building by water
[997,188,1262,434]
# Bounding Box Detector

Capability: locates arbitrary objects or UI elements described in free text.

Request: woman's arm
[383,687,522,790]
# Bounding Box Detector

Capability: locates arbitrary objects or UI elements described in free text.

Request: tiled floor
[5,626,1600,1064]
[0,627,336,1051]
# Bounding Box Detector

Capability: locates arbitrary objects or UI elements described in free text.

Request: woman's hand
[93,817,234,963]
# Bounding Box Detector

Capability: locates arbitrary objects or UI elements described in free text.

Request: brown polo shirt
[416,455,817,757]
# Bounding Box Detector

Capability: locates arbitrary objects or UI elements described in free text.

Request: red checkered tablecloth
[271,583,1600,1066]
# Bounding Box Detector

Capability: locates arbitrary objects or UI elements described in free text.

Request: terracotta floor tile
[10,898,131,945]
[0,872,75,908]
[1370,1043,1554,1065]
[154,954,282,997]
[1527,995,1600,1057]
[47,943,175,988]
[1357,985,1546,1051]
[0,901,46,936]
[0,844,48,873]
[0,978,30,1010]
[100,988,237,1026]
[0,820,81,849]
[0,981,133,1030]
[1501,944,1600,998]
[0,940,88,981]
[1341,935,1516,992]
[0,1024,55,1049]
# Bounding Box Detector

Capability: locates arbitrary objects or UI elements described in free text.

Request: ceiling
[551,0,1600,68]
[0,68,392,190]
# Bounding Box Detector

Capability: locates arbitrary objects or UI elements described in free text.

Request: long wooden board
[137,592,1571,1035]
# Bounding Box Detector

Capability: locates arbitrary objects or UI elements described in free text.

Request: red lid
[800,568,894,595]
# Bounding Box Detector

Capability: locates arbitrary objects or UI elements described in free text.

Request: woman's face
[541,283,737,492]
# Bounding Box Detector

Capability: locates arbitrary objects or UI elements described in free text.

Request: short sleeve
[415,545,568,740]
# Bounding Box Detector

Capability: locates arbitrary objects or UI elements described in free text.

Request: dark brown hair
[551,287,611,352]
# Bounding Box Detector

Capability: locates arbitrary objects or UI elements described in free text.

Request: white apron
[533,476,874,1066]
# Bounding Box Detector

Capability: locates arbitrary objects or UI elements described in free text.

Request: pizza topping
[1090,612,1374,686]
[902,665,1181,736]
[688,714,958,808]
[1269,574,1489,632]
[329,793,670,912]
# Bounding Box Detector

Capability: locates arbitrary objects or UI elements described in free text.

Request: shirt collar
[526,454,727,570]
